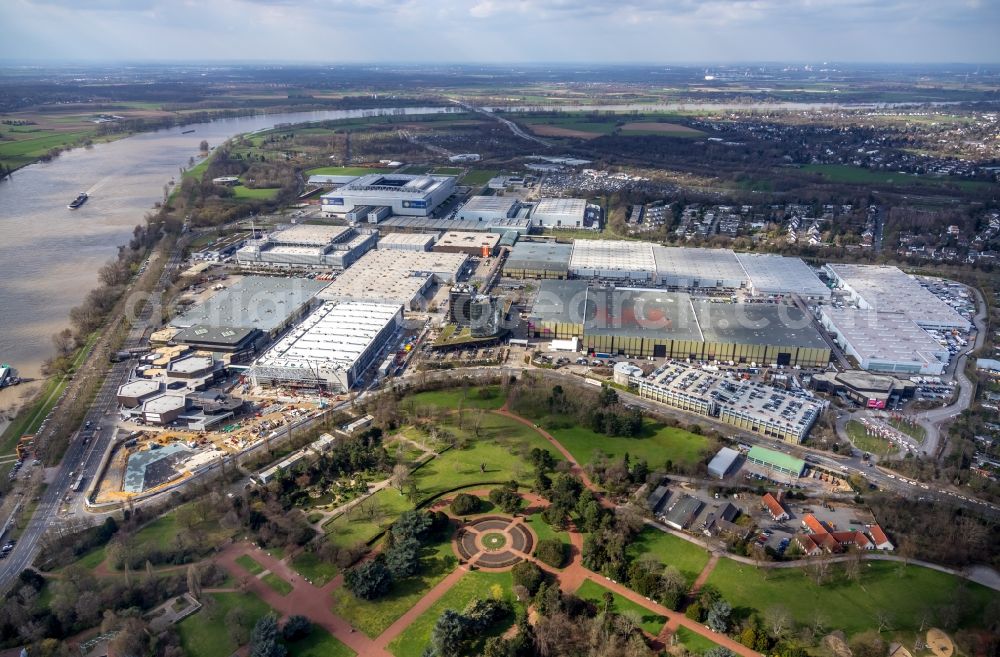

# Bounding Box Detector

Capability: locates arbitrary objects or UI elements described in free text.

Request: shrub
[535,539,566,568]
[511,561,544,596]
[281,615,312,641]
[450,493,482,516]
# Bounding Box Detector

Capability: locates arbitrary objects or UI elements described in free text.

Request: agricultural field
[619,121,704,137]
[799,164,994,191]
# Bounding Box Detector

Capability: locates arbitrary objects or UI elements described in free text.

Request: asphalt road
[0,247,181,592]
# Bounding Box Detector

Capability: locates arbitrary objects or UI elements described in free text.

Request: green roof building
[746,446,805,478]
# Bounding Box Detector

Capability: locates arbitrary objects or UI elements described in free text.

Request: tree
[199,140,210,152]
[186,564,202,600]
[850,630,887,657]
[390,464,411,493]
[281,614,312,641]
[535,538,566,568]
[226,606,252,646]
[250,613,286,657]
[450,493,481,516]
[704,648,735,657]
[343,557,392,600]
[385,537,421,578]
[764,604,793,639]
[391,510,432,543]
[511,561,544,596]
[488,483,522,514]
[685,602,703,622]
[706,599,732,634]
[430,609,469,657]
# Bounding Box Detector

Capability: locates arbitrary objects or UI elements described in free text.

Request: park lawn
[406,386,507,411]
[575,579,666,635]
[525,512,571,567]
[627,528,712,585]
[232,185,279,200]
[306,166,391,176]
[262,572,294,596]
[413,412,564,501]
[462,169,500,185]
[388,570,514,657]
[286,627,356,657]
[674,626,722,654]
[706,558,995,638]
[331,538,458,638]
[845,421,895,457]
[177,591,272,657]
[323,487,415,549]
[235,554,266,576]
[547,420,710,471]
[432,166,463,175]
[291,551,338,586]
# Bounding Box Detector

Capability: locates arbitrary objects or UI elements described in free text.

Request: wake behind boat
[68,192,88,209]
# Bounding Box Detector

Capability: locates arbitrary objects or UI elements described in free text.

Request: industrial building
[653,247,747,289]
[819,307,949,375]
[456,195,521,222]
[117,381,243,430]
[746,445,806,477]
[377,232,437,252]
[171,325,264,357]
[735,253,831,300]
[307,174,360,186]
[503,241,573,279]
[531,198,591,229]
[434,231,501,257]
[235,224,377,271]
[528,282,831,367]
[569,240,658,281]
[810,371,916,409]
[824,264,971,330]
[171,276,328,339]
[707,447,742,479]
[249,301,402,391]
[633,363,825,443]
[449,284,503,337]
[319,249,469,310]
[377,215,532,234]
[320,173,457,217]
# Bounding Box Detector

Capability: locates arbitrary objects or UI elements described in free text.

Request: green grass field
[845,421,896,457]
[432,166,463,175]
[0,129,94,167]
[706,558,994,638]
[626,528,712,585]
[406,386,507,411]
[388,570,513,657]
[799,164,995,191]
[331,539,458,638]
[232,185,279,200]
[519,117,619,134]
[235,554,266,576]
[286,628,356,657]
[306,166,391,176]
[323,487,415,549]
[888,418,926,443]
[575,579,666,635]
[674,626,721,654]
[291,550,339,586]
[547,420,710,471]
[461,169,500,185]
[177,592,272,657]
[262,572,294,596]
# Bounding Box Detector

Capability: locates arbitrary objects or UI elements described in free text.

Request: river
[0,106,454,413]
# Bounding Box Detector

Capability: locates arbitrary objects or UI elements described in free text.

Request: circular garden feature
[481,532,507,551]
[454,515,535,569]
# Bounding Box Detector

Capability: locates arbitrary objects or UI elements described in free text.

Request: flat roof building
[746,446,806,477]
[308,174,360,186]
[456,195,520,222]
[377,215,533,235]
[378,232,437,252]
[532,198,590,229]
[653,247,747,289]
[708,447,742,479]
[820,307,949,375]
[633,362,825,443]
[235,224,377,271]
[503,241,573,279]
[736,253,831,300]
[661,494,704,530]
[528,283,831,367]
[171,325,263,355]
[250,301,402,392]
[321,173,457,217]
[171,276,328,338]
[824,264,970,330]
[569,240,657,281]
[319,249,469,310]
[434,231,501,257]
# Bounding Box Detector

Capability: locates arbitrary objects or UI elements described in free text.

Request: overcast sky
[2,0,998,64]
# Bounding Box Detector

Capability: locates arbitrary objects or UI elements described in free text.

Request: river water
[0,106,453,410]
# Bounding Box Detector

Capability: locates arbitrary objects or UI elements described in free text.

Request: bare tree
[764,604,793,639]
[390,464,411,493]
[875,609,894,633]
